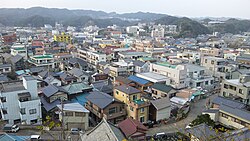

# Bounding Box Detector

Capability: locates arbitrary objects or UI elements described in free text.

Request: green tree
[190,114,215,127]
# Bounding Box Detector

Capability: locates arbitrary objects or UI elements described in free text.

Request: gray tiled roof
[42,84,67,97]
[186,123,217,140]
[0,81,26,92]
[10,54,23,64]
[115,85,141,95]
[212,96,246,109]
[152,83,175,93]
[220,104,250,122]
[151,97,171,110]
[86,91,116,109]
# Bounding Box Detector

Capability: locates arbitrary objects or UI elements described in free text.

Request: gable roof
[128,75,150,85]
[212,96,246,109]
[118,118,148,138]
[115,85,141,95]
[63,82,92,95]
[44,75,60,84]
[40,96,61,111]
[220,104,250,122]
[132,60,145,67]
[68,57,88,67]
[115,76,133,85]
[42,84,67,97]
[86,91,117,109]
[10,54,23,64]
[81,118,126,141]
[57,102,89,113]
[152,83,175,93]
[151,97,171,110]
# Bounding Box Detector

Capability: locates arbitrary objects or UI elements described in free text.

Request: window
[29,109,37,115]
[211,60,214,64]
[205,81,209,85]
[20,108,26,115]
[205,59,207,63]
[140,108,144,113]
[221,113,228,119]
[120,105,124,112]
[2,108,7,114]
[75,112,85,117]
[239,89,243,94]
[130,106,134,111]
[65,112,73,116]
[223,92,226,97]
[140,116,145,123]
[0,97,6,102]
[224,84,228,89]
[116,91,119,95]
[109,107,117,115]
[132,95,137,100]
[210,80,214,84]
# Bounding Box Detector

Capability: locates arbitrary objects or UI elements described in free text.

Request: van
[3,124,20,132]
[71,128,80,134]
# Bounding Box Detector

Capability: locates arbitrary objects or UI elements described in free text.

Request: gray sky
[1,0,249,19]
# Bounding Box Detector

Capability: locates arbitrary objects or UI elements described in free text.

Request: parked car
[30,135,41,140]
[71,128,81,134]
[143,120,155,128]
[154,132,167,140]
[3,124,19,132]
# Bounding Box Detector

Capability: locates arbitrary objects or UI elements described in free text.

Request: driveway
[147,94,218,135]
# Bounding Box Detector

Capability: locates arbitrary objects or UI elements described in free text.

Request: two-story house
[114,85,150,123]
[57,102,89,130]
[85,91,126,124]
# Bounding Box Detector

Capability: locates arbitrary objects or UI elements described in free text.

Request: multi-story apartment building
[177,52,201,64]
[150,62,188,89]
[220,74,250,105]
[28,54,55,68]
[1,33,17,45]
[118,51,151,60]
[0,76,41,125]
[77,48,106,68]
[0,64,12,74]
[114,85,150,123]
[199,47,223,57]
[108,61,134,79]
[185,64,214,89]
[151,27,165,38]
[11,43,27,59]
[85,91,126,124]
[53,32,72,44]
[200,56,230,79]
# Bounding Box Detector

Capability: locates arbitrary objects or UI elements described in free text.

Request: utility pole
[61,98,66,141]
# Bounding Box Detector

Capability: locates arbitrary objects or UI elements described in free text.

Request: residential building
[135,72,170,84]
[185,64,214,89]
[149,97,171,121]
[57,103,89,130]
[177,52,201,64]
[203,96,250,129]
[0,76,41,125]
[127,75,153,92]
[151,83,176,99]
[151,27,165,38]
[85,91,126,124]
[2,33,17,45]
[10,43,27,59]
[114,85,150,123]
[220,74,250,105]
[118,117,148,140]
[81,118,126,141]
[150,62,188,89]
[199,47,223,57]
[28,54,55,68]
[200,56,230,79]
[0,64,11,74]
[118,51,151,60]
[53,33,72,44]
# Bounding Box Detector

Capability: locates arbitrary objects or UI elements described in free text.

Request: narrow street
[147,94,218,135]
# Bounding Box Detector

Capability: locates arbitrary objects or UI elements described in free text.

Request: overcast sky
[1,0,249,19]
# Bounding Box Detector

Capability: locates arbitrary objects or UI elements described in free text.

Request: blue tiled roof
[0,134,30,141]
[72,93,90,105]
[128,75,149,85]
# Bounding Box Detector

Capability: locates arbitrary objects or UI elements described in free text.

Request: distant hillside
[209,18,250,34]
[155,16,210,37]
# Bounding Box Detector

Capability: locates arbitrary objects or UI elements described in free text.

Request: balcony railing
[85,104,103,118]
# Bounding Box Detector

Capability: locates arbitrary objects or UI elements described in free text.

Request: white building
[150,62,188,89]
[0,76,41,125]
[11,43,27,60]
[151,27,165,38]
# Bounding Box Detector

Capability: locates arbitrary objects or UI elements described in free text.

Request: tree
[190,114,215,127]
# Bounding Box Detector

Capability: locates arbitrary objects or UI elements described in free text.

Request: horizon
[0,0,249,19]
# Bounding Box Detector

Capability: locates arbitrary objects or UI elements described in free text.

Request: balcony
[85,103,103,118]
[103,109,127,120]
[129,99,150,109]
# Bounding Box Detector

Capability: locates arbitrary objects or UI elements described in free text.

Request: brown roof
[118,118,147,138]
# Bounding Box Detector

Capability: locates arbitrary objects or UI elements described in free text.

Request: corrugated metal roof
[128,75,149,85]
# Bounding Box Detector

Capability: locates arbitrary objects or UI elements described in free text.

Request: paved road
[147,94,218,135]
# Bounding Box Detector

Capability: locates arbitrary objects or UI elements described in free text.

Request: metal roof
[128,75,150,85]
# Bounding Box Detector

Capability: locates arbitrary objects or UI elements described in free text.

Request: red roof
[118,118,148,138]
